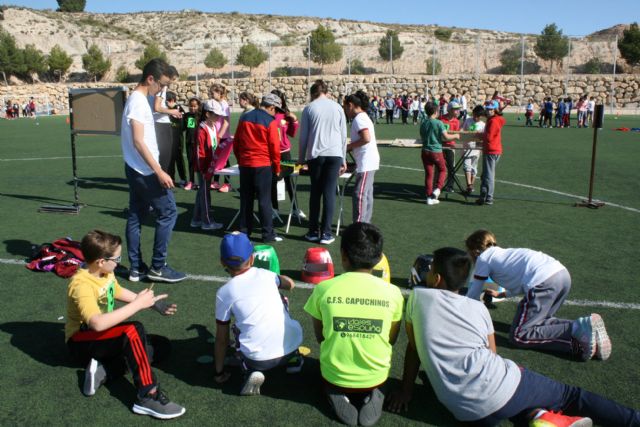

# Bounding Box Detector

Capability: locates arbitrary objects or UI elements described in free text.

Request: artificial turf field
[1,112,639,426]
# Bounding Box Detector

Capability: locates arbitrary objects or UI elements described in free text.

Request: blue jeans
[479,154,500,202]
[308,156,343,235]
[125,164,177,270]
[477,368,640,426]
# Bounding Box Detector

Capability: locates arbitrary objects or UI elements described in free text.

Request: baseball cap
[220,232,254,267]
[203,99,225,116]
[261,93,283,111]
[448,101,461,110]
[485,100,500,110]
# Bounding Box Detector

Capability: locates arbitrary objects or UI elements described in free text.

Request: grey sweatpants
[479,154,500,202]
[352,170,376,223]
[509,268,575,354]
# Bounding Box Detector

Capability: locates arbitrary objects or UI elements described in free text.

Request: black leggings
[307,156,342,236]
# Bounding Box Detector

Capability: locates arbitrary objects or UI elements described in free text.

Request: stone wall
[2,74,639,114]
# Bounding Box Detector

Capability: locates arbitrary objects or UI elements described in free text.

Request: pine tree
[235,43,267,74]
[378,30,404,74]
[534,23,569,73]
[306,24,343,72]
[82,44,111,82]
[48,45,73,81]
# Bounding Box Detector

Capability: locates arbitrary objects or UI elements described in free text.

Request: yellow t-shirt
[65,269,122,342]
[303,271,404,388]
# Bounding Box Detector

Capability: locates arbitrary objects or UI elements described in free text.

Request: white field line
[0,155,121,162]
[4,258,639,310]
[380,164,640,214]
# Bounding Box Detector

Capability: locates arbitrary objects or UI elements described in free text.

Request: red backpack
[26,238,85,278]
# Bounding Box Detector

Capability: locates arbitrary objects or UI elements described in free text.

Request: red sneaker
[530,411,592,427]
[219,183,231,193]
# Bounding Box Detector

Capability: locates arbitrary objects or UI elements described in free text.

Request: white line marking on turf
[3,258,638,310]
[380,164,640,214]
[0,155,121,162]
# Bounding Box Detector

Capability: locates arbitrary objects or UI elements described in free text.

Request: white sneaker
[426,197,440,205]
[432,188,441,200]
[201,221,223,230]
[295,209,307,219]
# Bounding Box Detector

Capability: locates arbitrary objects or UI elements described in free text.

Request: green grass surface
[1,113,639,425]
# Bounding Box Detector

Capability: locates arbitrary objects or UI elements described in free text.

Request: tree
[306,24,343,71]
[583,58,604,74]
[235,42,267,74]
[57,0,86,12]
[115,65,129,83]
[134,42,167,71]
[534,23,569,73]
[500,44,521,74]
[21,44,47,80]
[204,47,227,77]
[618,22,640,67]
[346,58,366,75]
[0,30,24,84]
[48,44,73,81]
[378,30,404,74]
[82,44,111,82]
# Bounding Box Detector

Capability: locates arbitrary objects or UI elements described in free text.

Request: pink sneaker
[211,182,221,190]
[183,181,193,191]
[219,183,231,193]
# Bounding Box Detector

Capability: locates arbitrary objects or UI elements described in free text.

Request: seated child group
[66,225,639,426]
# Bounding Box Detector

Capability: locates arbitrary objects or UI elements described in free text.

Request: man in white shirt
[121,58,186,283]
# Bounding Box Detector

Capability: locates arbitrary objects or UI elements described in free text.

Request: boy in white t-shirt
[460,105,486,195]
[213,232,304,396]
[388,247,639,426]
[344,91,380,223]
[465,230,611,361]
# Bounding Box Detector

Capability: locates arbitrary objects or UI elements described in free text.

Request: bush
[115,65,129,83]
[345,58,366,75]
[583,58,603,74]
[57,0,86,12]
[500,44,521,74]
[273,66,293,77]
[134,42,167,71]
[425,58,442,75]
[434,28,453,42]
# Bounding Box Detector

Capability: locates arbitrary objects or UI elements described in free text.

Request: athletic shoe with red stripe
[132,389,185,419]
[529,410,592,427]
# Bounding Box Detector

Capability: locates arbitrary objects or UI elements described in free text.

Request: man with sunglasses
[121,58,186,283]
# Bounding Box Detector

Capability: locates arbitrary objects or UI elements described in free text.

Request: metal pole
[611,35,618,114]
[389,35,393,75]
[476,35,480,105]
[194,40,199,98]
[231,42,235,102]
[268,41,272,91]
[520,35,525,107]
[307,35,311,87]
[347,38,351,77]
[565,38,572,96]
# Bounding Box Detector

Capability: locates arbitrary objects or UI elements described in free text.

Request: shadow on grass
[492,320,576,361]
[0,321,75,368]
[4,238,36,258]
[68,177,129,193]
[0,192,119,211]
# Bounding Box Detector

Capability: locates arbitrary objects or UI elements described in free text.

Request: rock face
[2,75,638,114]
[0,7,631,79]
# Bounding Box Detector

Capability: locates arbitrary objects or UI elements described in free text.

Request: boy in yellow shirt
[304,223,404,426]
[65,230,184,419]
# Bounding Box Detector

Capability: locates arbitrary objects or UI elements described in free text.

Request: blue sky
[3,0,639,36]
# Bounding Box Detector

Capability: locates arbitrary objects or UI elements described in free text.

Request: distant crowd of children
[525,95,596,128]
[4,97,36,118]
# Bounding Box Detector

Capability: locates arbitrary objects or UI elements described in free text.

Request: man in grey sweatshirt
[298,80,347,245]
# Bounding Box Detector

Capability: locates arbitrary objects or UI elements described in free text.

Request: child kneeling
[388,247,639,426]
[304,223,404,426]
[65,230,184,419]
[214,232,303,395]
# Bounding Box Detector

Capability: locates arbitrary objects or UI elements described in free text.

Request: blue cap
[220,232,254,267]
[485,100,500,110]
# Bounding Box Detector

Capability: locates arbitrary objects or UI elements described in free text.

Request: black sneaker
[240,371,265,396]
[132,389,185,419]
[82,358,106,396]
[147,265,187,283]
[304,231,321,242]
[359,388,385,427]
[129,263,149,282]
[320,233,335,245]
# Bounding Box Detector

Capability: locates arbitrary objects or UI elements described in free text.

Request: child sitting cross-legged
[65,230,184,420]
[388,247,640,426]
[213,232,304,395]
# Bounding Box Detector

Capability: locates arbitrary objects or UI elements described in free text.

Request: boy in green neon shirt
[304,222,404,426]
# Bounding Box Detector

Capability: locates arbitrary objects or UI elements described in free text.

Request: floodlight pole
[389,35,393,75]
[268,41,272,91]
[194,40,199,98]
[307,35,311,87]
[520,35,525,107]
[611,35,618,114]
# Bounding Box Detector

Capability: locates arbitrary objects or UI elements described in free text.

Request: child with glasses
[65,230,185,419]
